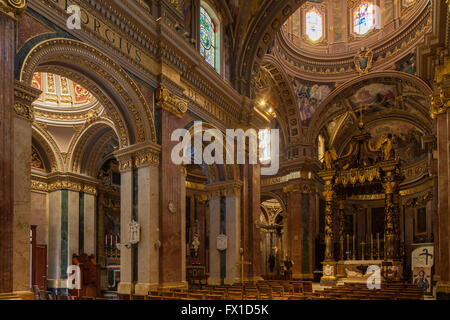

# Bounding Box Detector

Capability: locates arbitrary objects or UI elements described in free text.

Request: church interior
[0,0,449,301]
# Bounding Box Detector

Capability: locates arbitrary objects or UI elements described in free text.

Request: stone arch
[184,121,241,183]
[32,124,64,172]
[260,55,302,145]
[68,119,118,176]
[19,38,157,148]
[235,0,306,97]
[306,71,433,145]
[261,191,287,214]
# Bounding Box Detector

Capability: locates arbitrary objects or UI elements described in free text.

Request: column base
[117,282,134,295]
[207,277,221,286]
[224,277,241,285]
[134,283,159,296]
[320,261,337,286]
[158,281,188,290]
[436,282,450,300]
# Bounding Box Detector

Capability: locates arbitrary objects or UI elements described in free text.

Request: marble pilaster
[134,145,161,295]
[117,161,133,295]
[207,196,221,285]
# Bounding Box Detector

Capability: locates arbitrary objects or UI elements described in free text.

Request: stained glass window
[200,7,216,68]
[353,2,375,35]
[305,9,323,41]
[259,129,271,163]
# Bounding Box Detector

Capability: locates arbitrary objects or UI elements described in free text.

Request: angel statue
[375,133,394,161]
[323,148,338,169]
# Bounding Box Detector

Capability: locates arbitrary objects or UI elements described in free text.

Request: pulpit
[72,254,102,298]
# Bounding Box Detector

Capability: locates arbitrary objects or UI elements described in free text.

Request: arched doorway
[259,195,286,280]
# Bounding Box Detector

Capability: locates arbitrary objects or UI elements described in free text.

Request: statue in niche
[191,232,200,258]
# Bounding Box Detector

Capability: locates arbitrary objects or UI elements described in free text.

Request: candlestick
[346,234,350,260]
[352,235,356,260]
[370,234,374,260]
[361,241,366,260]
[377,233,380,260]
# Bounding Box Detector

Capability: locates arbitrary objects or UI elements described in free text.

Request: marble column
[0,1,28,297]
[84,193,96,256]
[46,180,96,293]
[284,185,302,278]
[116,153,134,295]
[244,164,262,282]
[207,182,242,285]
[225,189,241,285]
[67,190,79,262]
[96,193,106,266]
[156,85,189,290]
[134,145,161,295]
[47,190,63,291]
[207,194,221,285]
[12,82,40,298]
[430,64,450,298]
[283,184,315,280]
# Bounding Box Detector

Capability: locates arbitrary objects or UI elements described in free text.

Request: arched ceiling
[309,71,433,166]
[31,72,106,125]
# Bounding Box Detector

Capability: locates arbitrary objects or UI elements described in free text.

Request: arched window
[200,4,220,73]
[305,8,323,42]
[353,2,375,35]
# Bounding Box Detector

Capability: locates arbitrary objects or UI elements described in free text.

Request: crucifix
[235,248,252,284]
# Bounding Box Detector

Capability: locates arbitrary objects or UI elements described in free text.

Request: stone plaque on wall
[216,234,228,251]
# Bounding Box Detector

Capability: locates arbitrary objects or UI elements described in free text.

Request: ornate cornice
[206,180,243,198]
[282,182,314,194]
[32,172,99,195]
[114,142,162,171]
[431,57,450,118]
[14,80,41,121]
[0,0,26,20]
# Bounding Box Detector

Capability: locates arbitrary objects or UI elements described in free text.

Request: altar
[337,260,382,283]
[318,116,404,286]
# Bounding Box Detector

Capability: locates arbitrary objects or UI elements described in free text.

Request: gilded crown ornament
[354,47,374,75]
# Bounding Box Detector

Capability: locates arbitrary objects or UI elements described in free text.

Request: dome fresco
[31,72,97,109]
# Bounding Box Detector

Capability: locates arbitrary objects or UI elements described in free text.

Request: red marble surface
[17,13,54,51]
[0,14,15,294]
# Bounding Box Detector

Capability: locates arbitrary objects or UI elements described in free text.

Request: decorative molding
[206,180,243,198]
[0,0,26,20]
[114,142,162,171]
[31,173,98,195]
[156,84,189,118]
[14,80,41,121]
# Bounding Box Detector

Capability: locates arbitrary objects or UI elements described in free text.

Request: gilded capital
[431,56,450,118]
[156,84,188,118]
[0,0,26,20]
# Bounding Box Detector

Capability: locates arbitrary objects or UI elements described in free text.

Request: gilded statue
[323,148,338,169]
[375,133,394,161]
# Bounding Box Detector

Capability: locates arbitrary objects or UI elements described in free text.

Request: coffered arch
[307,71,433,146]
[234,0,305,97]
[260,55,302,146]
